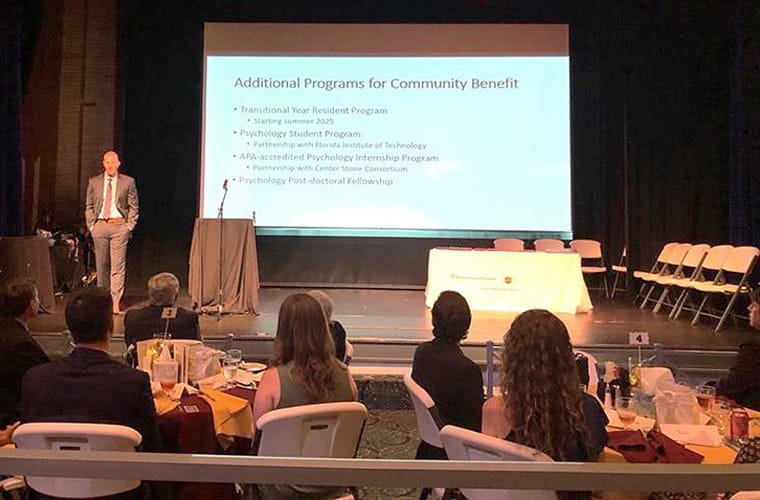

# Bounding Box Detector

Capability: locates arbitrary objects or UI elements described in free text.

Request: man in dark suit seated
[0,278,49,429]
[20,287,160,452]
[124,272,200,347]
[717,288,760,410]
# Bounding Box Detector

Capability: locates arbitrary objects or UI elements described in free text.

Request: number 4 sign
[629,332,650,345]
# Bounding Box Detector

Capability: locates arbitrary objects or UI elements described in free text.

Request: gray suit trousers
[91,221,131,307]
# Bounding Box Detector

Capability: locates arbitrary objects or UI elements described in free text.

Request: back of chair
[13,422,142,498]
[722,246,760,274]
[569,239,602,260]
[534,239,564,252]
[256,402,367,459]
[700,245,733,272]
[403,373,442,448]
[663,243,692,266]
[494,238,525,251]
[440,425,556,500]
[680,244,710,269]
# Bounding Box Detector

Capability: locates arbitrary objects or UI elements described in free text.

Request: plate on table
[241,362,267,373]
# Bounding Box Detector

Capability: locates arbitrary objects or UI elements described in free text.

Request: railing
[2,449,760,492]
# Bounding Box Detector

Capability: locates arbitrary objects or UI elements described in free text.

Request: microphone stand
[216,182,228,320]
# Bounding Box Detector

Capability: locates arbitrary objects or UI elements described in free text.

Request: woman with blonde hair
[482,309,608,464]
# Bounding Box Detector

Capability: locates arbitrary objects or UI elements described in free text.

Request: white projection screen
[201,23,572,239]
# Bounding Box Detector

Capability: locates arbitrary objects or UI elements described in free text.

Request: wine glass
[615,396,637,428]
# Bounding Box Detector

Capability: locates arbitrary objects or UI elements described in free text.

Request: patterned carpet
[356,409,422,499]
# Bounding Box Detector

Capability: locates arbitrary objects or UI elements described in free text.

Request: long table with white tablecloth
[425,248,593,313]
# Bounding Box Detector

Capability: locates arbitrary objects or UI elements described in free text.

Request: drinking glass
[616,396,637,428]
[226,349,243,364]
[696,384,717,413]
[712,401,732,436]
[154,360,179,398]
[222,357,239,388]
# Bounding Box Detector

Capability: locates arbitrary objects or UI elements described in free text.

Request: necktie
[104,177,113,219]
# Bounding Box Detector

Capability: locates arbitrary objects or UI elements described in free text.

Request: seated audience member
[253,293,357,499]
[124,272,199,347]
[308,289,348,362]
[482,309,608,466]
[717,288,760,410]
[21,287,160,452]
[0,278,49,428]
[411,290,484,459]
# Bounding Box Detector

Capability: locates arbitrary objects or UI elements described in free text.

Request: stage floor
[29,287,757,350]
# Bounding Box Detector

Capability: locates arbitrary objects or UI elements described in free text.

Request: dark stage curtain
[118,0,760,287]
[0,0,24,237]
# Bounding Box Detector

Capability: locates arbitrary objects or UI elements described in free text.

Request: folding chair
[403,373,446,499]
[610,246,627,299]
[650,244,710,314]
[12,422,142,498]
[635,243,691,308]
[689,246,760,332]
[570,239,609,298]
[255,402,368,499]
[671,245,733,320]
[439,425,556,500]
[534,239,564,252]
[632,242,681,305]
[494,238,525,251]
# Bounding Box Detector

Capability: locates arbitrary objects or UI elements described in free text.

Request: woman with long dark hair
[482,309,608,464]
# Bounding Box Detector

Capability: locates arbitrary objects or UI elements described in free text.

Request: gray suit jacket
[85,173,139,231]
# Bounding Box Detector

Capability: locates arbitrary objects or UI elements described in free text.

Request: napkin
[607,430,704,464]
[639,367,675,396]
[659,424,723,447]
[199,389,253,448]
[604,409,656,431]
[151,383,198,415]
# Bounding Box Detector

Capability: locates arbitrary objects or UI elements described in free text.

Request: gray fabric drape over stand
[0,237,56,313]
[188,219,259,314]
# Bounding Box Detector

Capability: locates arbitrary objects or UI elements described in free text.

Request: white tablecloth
[425,248,593,313]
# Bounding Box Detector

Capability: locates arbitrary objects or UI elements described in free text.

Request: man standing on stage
[85,150,139,314]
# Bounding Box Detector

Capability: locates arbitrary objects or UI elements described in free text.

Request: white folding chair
[650,244,710,314]
[570,239,609,298]
[440,425,556,500]
[636,243,691,308]
[534,239,564,252]
[255,402,368,499]
[494,238,525,251]
[689,246,760,332]
[632,242,680,304]
[12,422,142,498]
[670,245,733,320]
[403,373,448,499]
[609,246,627,298]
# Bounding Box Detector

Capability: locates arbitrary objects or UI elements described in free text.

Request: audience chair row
[633,242,759,332]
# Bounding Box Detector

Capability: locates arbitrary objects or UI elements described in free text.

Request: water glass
[222,358,239,388]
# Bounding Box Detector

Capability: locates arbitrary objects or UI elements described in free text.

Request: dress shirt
[98,173,120,219]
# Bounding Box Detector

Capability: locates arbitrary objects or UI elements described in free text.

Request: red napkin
[607,430,704,464]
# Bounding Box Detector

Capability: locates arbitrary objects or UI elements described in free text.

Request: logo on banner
[503,276,513,285]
